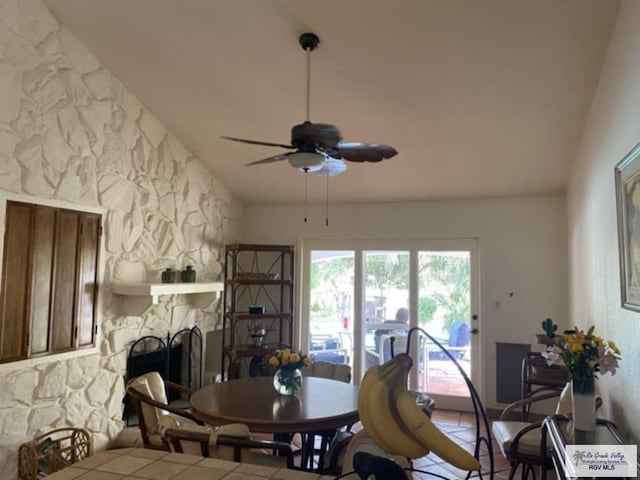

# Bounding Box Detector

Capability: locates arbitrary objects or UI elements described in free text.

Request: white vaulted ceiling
[42,0,620,205]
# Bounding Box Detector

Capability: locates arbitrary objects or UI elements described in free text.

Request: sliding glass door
[302,238,480,410]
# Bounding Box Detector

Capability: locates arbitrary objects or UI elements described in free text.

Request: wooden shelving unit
[221,244,294,379]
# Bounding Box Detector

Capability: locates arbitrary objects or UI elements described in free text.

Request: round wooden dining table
[190,376,359,433]
[190,376,360,471]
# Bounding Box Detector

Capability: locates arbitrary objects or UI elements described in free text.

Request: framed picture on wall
[615,143,640,311]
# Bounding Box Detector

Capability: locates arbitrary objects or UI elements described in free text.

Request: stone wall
[0,0,242,477]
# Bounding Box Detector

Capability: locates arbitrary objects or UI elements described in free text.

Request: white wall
[0,0,242,476]
[242,196,568,408]
[568,0,640,441]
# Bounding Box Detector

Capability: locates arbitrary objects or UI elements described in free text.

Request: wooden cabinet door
[0,203,32,362]
[76,213,100,348]
[30,206,56,356]
[1,201,101,363]
[51,210,79,353]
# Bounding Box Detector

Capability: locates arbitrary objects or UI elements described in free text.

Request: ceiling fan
[222,32,398,176]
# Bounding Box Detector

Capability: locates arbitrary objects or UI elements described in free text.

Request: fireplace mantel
[113,281,223,315]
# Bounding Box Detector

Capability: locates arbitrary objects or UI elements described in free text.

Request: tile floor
[328,408,557,480]
[411,409,510,480]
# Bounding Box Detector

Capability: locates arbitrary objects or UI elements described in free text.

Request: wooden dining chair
[303,360,351,382]
[299,361,353,472]
[492,383,603,480]
[125,371,202,450]
[162,425,294,468]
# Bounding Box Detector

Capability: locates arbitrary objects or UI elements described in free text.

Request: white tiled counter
[45,448,340,480]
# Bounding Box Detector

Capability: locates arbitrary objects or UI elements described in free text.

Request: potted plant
[530,318,568,380]
[535,318,558,346]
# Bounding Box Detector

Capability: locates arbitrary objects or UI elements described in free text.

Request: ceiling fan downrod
[299,33,319,123]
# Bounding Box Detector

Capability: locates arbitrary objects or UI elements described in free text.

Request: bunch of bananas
[358,353,481,471]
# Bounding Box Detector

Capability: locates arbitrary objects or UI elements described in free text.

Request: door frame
[299,237,482,409]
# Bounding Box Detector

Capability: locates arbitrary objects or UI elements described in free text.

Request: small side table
[541,415,632,480]
[521,353,568,419]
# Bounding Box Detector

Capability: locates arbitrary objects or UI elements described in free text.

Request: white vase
[571,377,596,431]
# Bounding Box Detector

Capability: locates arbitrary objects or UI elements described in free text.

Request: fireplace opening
[123,326,203,425]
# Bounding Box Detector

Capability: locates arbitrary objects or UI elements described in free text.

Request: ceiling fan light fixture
[315,157,347,177]
[287,151,325,172]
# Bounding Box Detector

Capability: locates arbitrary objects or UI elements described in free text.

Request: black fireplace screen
[123,326,203,424]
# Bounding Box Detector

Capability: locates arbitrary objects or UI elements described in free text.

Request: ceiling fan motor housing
[291,122,342,149]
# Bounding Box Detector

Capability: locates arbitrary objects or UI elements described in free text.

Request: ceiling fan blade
[222,136,295,149]
[246,152,291,165]
[329,142,398,163]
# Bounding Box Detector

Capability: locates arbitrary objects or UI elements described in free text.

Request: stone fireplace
[0,0,241,477]
[123,327,203,424]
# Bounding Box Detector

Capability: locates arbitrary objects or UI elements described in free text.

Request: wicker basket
[18,427,92,480]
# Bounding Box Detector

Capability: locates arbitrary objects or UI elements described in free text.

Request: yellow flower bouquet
[267,347,312,371]
[542,325,620,431]
[542,326,621,390]
[266,347,311,395]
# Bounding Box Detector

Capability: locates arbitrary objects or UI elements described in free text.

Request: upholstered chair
[301,360,353,472]
[492,383,601,480]
[125,371,201,450]
[160,419,293,468]
[303,360,351,382]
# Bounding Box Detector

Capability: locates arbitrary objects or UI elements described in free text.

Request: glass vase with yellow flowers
[266,347,312,395]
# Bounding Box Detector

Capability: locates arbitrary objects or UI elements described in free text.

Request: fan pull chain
[304,168,309,223]
[325,173,329,227]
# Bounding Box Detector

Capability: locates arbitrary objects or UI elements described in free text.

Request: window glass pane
[308,251,354,373]
[417,251,471,396]
[363,251,410,370]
